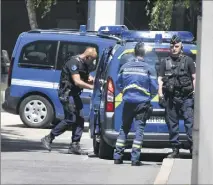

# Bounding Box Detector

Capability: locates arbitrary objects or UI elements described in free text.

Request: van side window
[19,41,58,69]
[56,42,99,70]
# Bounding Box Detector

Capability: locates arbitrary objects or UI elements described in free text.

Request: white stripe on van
[11,78,93,93]
[11,79,59,89]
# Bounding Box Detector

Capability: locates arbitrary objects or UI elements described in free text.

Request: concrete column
[191,1,213,184]
[191,15,201,185]
[87,0,124,31]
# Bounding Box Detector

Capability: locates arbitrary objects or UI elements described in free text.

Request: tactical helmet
[170,35,182,45]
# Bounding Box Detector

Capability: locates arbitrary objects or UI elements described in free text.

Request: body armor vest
[163,55,193,96]
[59,56,89,102]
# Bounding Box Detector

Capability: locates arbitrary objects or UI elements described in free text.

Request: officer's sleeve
[66,58,80,75]
[116,68,124,91]
[187,57,196,74]
[148,70,159,96]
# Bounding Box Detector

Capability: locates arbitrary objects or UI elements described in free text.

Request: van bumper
[103,130,189,149]
[2,87,20,114]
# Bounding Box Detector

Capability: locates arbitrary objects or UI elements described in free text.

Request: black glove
[159,96,166,108]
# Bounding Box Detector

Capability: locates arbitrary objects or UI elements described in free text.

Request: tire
[19,95,54,128]
[99,135,114,159]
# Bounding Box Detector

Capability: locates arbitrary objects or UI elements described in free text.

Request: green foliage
[34,0,57,18]
[149,0,174,30]
[147,0,192,31]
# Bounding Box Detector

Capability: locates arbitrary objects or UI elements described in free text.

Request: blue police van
[89,26,197,159]
[2,25,121,128]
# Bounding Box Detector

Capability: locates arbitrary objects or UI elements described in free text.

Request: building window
[56,41,98,70]
[19,41,58,69]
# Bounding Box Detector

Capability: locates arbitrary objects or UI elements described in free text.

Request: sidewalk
[154,158,192,184]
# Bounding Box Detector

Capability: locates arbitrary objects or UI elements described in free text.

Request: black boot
[167,148,179,158]
[131,161,143,166]
[114,159,123,164]
[68,142,88,155]
[41,134,54,151]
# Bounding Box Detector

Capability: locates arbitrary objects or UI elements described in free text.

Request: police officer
[41,47,97,155]
[158,35,196,158]
[113,42,158,166]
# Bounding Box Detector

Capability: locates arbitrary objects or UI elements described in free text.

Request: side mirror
[1,50,10,74]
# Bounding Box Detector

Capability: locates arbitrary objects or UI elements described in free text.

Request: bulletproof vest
[59,56,89,96]
[163,55,193,95]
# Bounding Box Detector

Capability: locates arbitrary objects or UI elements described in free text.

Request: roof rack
[97,33,122,42]
[27,28,98,36]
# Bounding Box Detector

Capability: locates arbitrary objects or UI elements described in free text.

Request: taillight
[106,77,115,112]
[7,57,14,87]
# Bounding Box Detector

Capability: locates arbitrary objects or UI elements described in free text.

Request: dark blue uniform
[113,58,158,162]
[51,56,88,142]
[41,56,89,154]
[159,55,195,150]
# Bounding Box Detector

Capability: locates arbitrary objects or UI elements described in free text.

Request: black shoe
[41,134,54,151]
[167,148,179,158]
[114,159,123,164]
[68,142,88,155]
[131,161,142,166]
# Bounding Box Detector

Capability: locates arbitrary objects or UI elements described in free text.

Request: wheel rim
[24,100,47,124]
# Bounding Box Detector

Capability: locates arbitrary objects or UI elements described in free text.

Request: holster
[59,89,71,103]
[143,103,153,121]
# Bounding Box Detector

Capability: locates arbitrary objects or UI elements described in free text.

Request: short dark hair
[134,42,145,57]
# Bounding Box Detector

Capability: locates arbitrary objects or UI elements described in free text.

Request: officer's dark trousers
[165,97,194,149]
[51,95,84,142]
[113,102,148,162]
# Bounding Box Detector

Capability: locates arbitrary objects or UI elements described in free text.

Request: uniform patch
[71,65,77,71]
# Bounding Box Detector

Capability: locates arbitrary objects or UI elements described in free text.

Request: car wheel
[19,95,54,128]
[99,136,114,159]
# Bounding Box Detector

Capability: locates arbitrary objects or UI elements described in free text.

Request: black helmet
[134,42,145,57]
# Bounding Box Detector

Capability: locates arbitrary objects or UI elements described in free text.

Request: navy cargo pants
[113,102,149,162]
[165,97,194,149]
[51,95,84,142]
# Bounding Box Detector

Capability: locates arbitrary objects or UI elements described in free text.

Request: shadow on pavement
[4,123,89,132]
[1,136,70,153]
[88,150,192,163]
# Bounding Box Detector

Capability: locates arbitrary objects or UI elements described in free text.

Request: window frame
[55,41,99,71]
[18,40,58,70]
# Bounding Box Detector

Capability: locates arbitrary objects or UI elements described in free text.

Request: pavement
[154,158,192,184]
[1,111,193,184]
[1,112,162,184]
